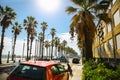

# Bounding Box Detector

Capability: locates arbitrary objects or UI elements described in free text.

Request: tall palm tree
[65,46,78,55]
[41,21,48,59]
[50,28,56,59]
[23,16,38,61]
[38,32,43,59]
[54,37,60,57]
[29,29,37,59]
[44,40,50,59]
[0,6,16,64]
[11,21,22,61]
[66,0,111,61]
[62,40,67,56]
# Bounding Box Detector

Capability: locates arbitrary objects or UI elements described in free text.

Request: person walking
[67,63,73,77]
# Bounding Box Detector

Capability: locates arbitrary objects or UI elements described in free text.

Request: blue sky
[0,0,73,39]
[0,0,80,56]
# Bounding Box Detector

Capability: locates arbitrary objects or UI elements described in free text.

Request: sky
[0,0,80,56]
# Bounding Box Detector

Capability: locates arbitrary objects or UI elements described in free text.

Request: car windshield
[11,64,46,80]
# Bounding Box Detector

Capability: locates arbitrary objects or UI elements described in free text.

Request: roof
[21,61,58,67]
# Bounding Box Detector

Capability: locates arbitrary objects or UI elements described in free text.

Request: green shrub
[82,60,120,80]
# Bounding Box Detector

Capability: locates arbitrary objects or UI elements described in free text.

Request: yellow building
[93,0,120,62]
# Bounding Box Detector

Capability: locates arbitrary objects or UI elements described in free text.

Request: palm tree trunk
[41,31,45,59]
[12,34,17,61]
[84,34,93,61]
[51,37,53,59]
[26,34,30,61]
[0,27,5,64]
[39,41,42,59]
[49,46,51,59]
[46,48,48,59]
[29,40,33,60]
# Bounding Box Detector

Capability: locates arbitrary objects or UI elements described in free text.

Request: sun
[34,0,62,14]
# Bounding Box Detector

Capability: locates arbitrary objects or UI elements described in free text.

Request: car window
[57,64,66,73]
[51,64,66,76]
[51,66,59,75]
[11,64,46,80]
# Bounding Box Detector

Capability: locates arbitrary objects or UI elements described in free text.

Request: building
[93,0,120,63]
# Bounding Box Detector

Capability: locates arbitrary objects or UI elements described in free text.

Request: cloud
[1,32,80,56]
[58,32,80,55]
[2,37,26,56]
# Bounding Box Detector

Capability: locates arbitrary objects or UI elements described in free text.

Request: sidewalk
[0,58,24,70]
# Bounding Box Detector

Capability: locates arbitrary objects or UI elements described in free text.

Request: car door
[51,64,69,80]
[57,64,69,80]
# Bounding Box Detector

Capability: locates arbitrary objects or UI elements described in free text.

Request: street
[68,59,83,80]
[69,63,82,80]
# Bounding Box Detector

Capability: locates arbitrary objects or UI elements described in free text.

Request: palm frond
[97,13,111,23]
[71,0,83,6]
[71,14,80,24]
[66,6,77,14]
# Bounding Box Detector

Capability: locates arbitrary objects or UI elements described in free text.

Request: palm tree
[66,0,111,61]
[54,37,60,57]
[65,46,78,55]
[50,28,56,59]
[0,6,16,64]
[29,29,37,59]
[62,40,67,56]
[38,32,43,59]
[11,21,22,61]
[44,40,50,59]
[41,21,48,59]
[23,16,38,61]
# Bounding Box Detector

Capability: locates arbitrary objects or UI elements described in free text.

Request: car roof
[21,61,58,67]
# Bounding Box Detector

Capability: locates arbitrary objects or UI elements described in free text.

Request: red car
[7,61,69,80]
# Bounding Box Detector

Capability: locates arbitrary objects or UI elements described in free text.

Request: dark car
[72,57,80,64]
[7,61,69,80]
[60,56,69,63]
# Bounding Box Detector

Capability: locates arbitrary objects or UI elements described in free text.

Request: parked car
[72,57,80,64]
[7,61,69,80]
[60,56,69,63]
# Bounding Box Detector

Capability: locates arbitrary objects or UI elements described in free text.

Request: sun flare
[34,0,62,14]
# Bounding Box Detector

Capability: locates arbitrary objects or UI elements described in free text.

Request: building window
[116,34,120,49]
[113,9,120,26]
[98,46,101,55]
[95,48,98,54]
[104,42,108,52]
[103,27,106,36]
[108,39,113,53]
[101,43,106,54]
[107,24,112,32]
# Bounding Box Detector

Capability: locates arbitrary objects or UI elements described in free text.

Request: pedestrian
[67,63,73,77]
